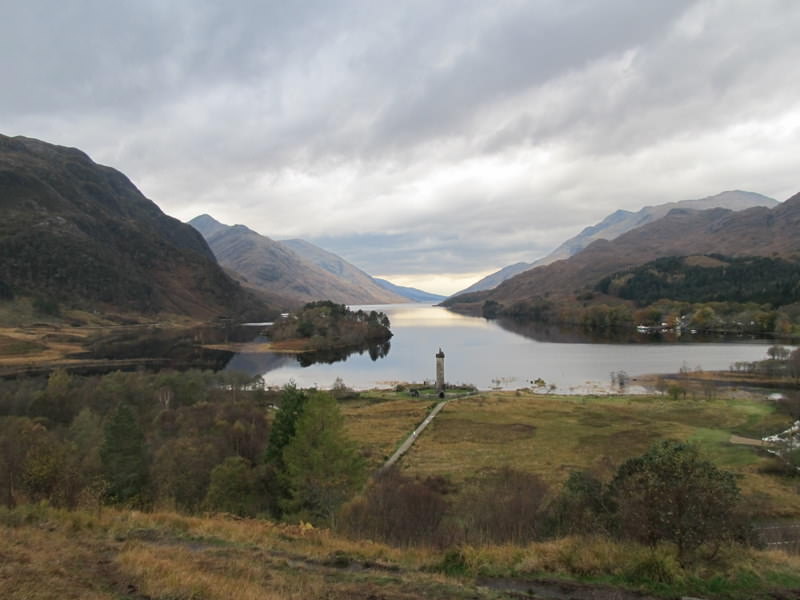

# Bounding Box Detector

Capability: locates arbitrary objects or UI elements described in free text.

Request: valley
[1,134,800,600]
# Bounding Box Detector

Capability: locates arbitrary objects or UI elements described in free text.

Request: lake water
[225,304,791,393]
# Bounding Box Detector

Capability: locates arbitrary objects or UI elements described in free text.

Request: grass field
[343,390,800,517]
[341,394,436,471]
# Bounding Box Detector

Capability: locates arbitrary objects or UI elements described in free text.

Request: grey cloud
[2,1,799,282]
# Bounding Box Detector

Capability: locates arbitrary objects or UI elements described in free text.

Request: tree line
[0,370,363,524]
[596,254,800,308]
[0,368,756,566]
[268,301,392,350]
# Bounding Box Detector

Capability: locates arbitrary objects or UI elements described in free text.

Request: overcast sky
[2,1,799,294]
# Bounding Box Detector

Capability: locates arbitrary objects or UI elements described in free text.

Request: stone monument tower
[435,348,445,393]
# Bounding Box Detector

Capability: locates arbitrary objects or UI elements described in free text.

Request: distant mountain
[371,278,445,303]
[473,192,800,309]
[282,238,442,303]
[190,216,407,305]
[190,213,230,239]
[0,135,269,320]
[452,190,778,297]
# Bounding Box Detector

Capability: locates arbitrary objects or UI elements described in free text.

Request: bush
[608,440,741,562]
[338,467,448,546]
[457,467,549,544]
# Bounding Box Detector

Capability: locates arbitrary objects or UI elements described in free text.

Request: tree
[263,384,308,468]
[204,456,265,517]
[27,368,77,424]
[767,345,791,361]
[262,383,308,515]
[152,438,221,512]
[21,428,81,507]
[281,392,366,526]
[100,403,149,504]
[546,471,608,537]
[0,417,38,507]
[608,440,740,562]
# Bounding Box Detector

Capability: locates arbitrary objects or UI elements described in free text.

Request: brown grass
[0,522,114,599]
[342,395,434,470]
[341,391,800,516]
[0,506,485,600]
[4,505,800,600]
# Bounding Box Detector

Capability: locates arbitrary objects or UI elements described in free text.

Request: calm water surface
[226,304,790,392]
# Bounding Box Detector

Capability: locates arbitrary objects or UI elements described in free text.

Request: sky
[2,1,799,295]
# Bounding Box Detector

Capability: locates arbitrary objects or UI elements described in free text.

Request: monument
[435,348,445,394]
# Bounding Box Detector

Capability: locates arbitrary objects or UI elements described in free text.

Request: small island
[267,300,392,352]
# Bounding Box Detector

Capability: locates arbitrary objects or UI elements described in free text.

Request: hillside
[190,215,408,305]
[0,135,268,320]
[372,277,446,303]
[278,238,409,303]
[596,254,800,308]
[445,192,800,315]
[453,190,777,296]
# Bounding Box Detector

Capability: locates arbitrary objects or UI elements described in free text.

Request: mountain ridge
[452,190,778,297]
[0,134,268,320]
[189,215,409,305]
[479,192,800,308]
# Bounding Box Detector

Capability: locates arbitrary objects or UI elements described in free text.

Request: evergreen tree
[100,403,148,504]
[281,392,365,526]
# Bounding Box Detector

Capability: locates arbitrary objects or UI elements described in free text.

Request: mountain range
[447,192,800,311]
[0,135,268,320]
[453,190,778,297]
[190,215,421,305]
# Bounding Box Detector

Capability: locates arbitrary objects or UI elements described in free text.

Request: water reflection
[355,303,486,328]
[493,318,770,345]
[297,340,391,367]
[223,304,783,391]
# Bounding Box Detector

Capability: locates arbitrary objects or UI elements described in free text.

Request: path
[380,398,448,472]
[729,434,768,447]
[379,392,483,472]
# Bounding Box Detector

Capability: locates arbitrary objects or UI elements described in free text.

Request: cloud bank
[2,1,799,293]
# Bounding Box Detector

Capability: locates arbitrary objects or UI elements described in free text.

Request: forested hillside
[0,136,269,320]
[597,255,800,307]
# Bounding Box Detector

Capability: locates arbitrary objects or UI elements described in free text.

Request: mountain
[190,216,408,305]
[371,278,446,303]
[475,192,800,309]
[0,135,268,319]
[452,190,778,296]
[281,238,442,303]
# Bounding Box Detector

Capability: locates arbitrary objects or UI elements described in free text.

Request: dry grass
[4,505,800,600]
[0,506,488,600]
[117,545,299,600]
[0,522,114,599]
[341,391,800,516]
[342,395,434,470]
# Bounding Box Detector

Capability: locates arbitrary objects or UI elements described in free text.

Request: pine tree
[100,403,148,504]
[281,392,365,526]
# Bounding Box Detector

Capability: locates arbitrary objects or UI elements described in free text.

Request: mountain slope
[453,190,777,296]
[484,193,800,307]
[371,278,445,303]
[190,216,407,305]
[0,135,268,319]
[278,238,408,304]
